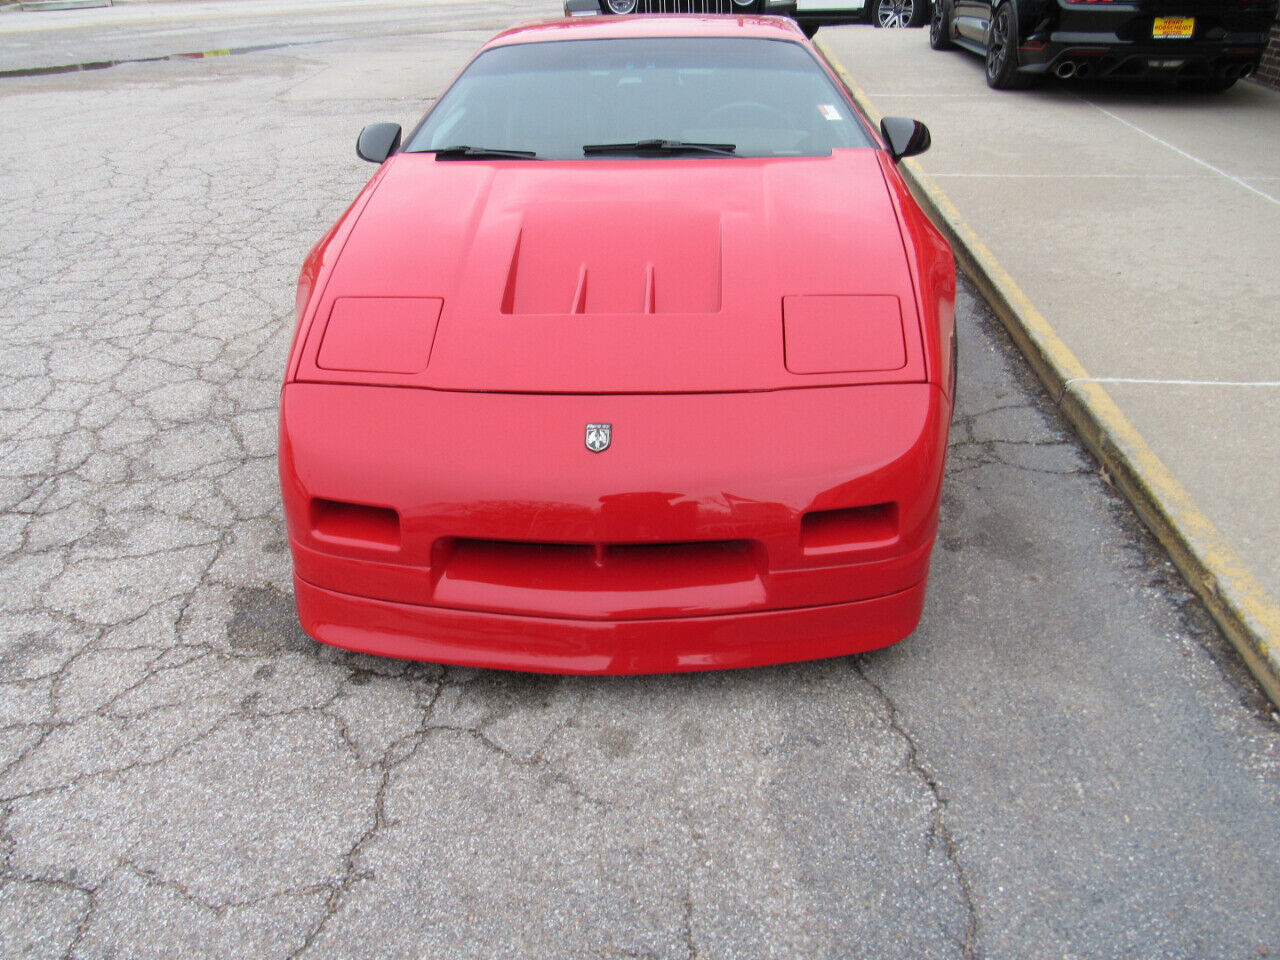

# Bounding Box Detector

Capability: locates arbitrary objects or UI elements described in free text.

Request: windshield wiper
[433,145,537,160]
[583,139,736,157]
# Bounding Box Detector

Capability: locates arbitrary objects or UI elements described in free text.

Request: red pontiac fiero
[279,15,956,674]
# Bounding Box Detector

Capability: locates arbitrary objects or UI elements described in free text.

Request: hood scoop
[499,202,723,316]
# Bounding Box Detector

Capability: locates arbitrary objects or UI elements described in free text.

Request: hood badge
[585,423,611,453]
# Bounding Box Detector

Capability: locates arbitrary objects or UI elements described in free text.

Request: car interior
[408,38,874,159]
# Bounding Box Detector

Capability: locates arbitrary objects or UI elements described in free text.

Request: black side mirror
[357,123,402,164]
[880,117,931,162]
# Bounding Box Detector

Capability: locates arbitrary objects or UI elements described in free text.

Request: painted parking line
[1083,100,1280,205]
[932,173,1223,178]
[1065,377,1280,389]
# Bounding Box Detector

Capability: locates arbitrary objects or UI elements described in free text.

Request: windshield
[404,37,874,160]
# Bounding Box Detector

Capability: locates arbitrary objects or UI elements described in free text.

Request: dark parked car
[930,0,1279,91]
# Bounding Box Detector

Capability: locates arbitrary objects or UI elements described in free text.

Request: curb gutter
[19,0,111,10]
[817,38,1280,707]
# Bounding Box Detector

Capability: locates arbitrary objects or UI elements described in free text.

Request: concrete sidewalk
[817,28,1280,701]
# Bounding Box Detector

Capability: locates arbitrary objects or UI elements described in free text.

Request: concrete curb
[19,0,111,10]
[817,37,1280,707]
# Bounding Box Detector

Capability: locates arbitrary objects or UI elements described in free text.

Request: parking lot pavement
[816,27,1280,702]
[0,0,561,73]
[1,23,1278,960]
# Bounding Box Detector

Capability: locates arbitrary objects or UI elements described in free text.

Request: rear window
[404,37,874,160]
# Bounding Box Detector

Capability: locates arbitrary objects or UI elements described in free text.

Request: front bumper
[296,576,927,674]
[280,382,950,673]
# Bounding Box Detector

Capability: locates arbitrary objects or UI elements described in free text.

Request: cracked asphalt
[1,14,1279,960]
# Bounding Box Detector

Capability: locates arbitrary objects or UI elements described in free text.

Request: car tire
[950,340,958,414]
[930,0,955,49]
[985,2,1032,89]
[873,0,928,29]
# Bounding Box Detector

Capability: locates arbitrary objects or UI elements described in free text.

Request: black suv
[930,0,1279,91]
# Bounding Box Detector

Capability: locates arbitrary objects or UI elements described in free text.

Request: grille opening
[434,537,766,616]
[310,498,400,549]
[801,503,898,556]
[443,538,759,587]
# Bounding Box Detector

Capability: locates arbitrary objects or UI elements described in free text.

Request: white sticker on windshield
[818,104,842,121]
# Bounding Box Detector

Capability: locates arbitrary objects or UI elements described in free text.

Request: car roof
[485,14,807,48]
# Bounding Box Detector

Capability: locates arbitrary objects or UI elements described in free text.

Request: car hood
[297,151,927,393]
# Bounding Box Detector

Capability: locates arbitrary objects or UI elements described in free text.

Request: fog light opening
[310,498,401,549]
[801,503,899,556]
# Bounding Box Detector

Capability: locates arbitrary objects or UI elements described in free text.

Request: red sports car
[279,14,956,674]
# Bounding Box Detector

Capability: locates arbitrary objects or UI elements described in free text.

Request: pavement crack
[429,722,614,810]
[287,681,444,959]
[681,891,698,960]
[0,873,99,960]
[0,712,238,805]
[851,657,981,960]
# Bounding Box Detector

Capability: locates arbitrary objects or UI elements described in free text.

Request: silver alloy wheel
[986,4,1010,80]
[603,0,638,12]
[876,0,916,28]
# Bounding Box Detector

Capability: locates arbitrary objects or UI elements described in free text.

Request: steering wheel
[702,100,791,128]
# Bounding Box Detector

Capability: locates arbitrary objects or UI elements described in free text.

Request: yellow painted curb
[817,38,1280,706]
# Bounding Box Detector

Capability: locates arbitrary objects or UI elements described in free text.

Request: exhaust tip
[1075,62,1094,79]
[1054,60,1077,79]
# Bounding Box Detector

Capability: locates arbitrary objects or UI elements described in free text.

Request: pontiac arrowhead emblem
[585,422,611,453]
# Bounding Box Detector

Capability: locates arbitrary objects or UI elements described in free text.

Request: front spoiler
[295,574,927,675]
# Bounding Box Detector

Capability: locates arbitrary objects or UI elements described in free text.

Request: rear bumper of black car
[1016,1,1277,79]
[1018,37,1274,81]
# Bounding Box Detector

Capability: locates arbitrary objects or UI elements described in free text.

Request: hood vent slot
[499,204,722,315]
